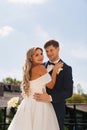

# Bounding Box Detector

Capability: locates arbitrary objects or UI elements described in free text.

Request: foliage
[64,126,69,130]
[7,107,17,123]
[66,94,87,104]
[81,94,87,103]
[3,77,21,86]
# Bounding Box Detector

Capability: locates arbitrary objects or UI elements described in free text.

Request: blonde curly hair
[21,47,43,96]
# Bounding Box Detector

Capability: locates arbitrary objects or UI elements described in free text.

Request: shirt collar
[49,58,60,64]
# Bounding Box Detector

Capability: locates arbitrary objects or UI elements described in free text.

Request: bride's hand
[53,62,63,74]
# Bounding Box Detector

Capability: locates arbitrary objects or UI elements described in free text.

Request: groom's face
[45,45,59,62]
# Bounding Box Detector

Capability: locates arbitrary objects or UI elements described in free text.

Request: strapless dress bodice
[29,73,51,95]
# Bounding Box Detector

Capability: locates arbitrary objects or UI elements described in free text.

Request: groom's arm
[33,88,52,102]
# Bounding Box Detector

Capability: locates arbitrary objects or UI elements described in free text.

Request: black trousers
[52,102,65,130]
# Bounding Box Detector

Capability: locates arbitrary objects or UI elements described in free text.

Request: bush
[66,94,86,103]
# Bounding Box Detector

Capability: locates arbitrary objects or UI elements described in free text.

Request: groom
[34,39,73,130]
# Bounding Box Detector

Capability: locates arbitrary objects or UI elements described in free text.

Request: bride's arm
[46,62,63,89]
[39,63,63,89]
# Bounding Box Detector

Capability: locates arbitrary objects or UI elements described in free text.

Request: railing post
[73,104,77,130]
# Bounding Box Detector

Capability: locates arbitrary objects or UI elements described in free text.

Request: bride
[8,47,63,130]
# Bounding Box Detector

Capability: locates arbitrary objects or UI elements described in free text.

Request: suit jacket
[44,59,73,103]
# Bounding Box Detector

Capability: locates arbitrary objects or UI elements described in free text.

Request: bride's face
[32,49,44,65]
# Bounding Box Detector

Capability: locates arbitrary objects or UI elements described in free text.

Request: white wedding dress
[8,73,60,130]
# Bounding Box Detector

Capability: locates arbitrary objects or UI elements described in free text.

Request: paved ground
[0,91,22,107]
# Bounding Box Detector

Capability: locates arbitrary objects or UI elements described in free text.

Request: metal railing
[64,104,87,130]
[0,104,87,130]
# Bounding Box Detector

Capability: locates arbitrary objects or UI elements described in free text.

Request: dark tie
[48,61,55,65]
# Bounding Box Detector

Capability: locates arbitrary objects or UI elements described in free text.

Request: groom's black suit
[45,59,73,130]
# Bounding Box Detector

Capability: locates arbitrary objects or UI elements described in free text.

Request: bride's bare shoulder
[36,65,47,74]
[30,65,47,80]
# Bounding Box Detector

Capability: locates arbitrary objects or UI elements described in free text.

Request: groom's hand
[33,88,51,102]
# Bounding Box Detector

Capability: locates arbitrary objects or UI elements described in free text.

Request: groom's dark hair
[44,39,59,49]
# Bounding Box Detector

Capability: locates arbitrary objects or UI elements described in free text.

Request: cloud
[35,26,49,39]
[8,0,48,4]
[71,47,87,60]
[0,26,14,37]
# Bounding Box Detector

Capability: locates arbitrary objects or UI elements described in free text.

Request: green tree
[66,94,87,103]
[77,83,83,94]
[2,77,21,86]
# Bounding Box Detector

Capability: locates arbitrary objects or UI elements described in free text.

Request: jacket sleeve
[51,66,73,103]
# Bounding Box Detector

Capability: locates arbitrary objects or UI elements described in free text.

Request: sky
[0,0,87,93]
